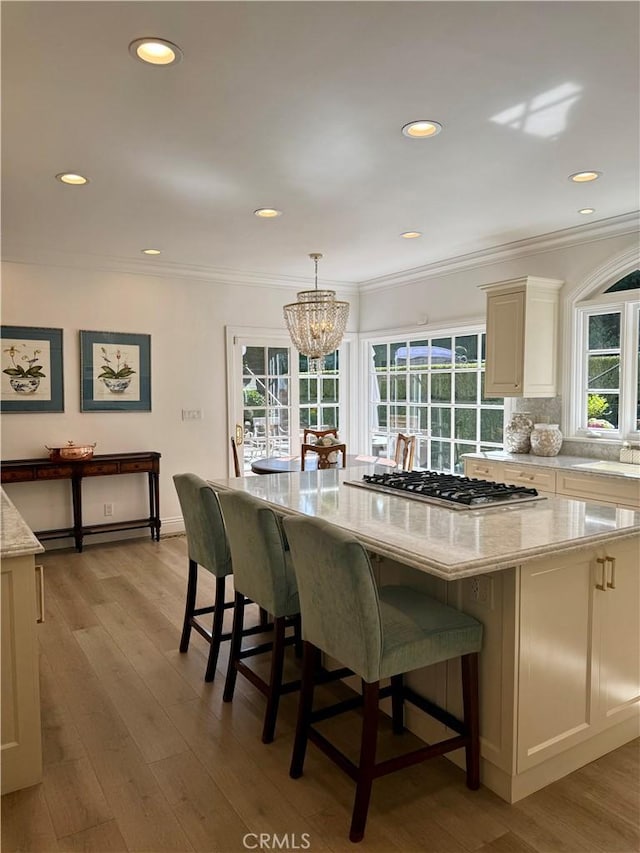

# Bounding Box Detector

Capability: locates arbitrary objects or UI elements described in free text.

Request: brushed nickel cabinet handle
[35,563,45,622]
[606,556,616,590]
[595,557,607,591]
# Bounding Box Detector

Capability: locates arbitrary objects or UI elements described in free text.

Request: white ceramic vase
[504,412,534,453]
[530,423,563,457]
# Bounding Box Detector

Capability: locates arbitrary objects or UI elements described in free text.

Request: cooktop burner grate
[346,470,546,509]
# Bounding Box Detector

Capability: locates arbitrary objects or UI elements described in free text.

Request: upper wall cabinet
[480,276,564,397]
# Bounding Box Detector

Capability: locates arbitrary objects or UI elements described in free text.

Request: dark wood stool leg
[205,576,227,682]
[390,674,404,734]
[179,559,198,653]
[293,613,303,658]
[223,592,245,702]
[290,642,319,778]
[350,680,380,843]
[461,652,480,790]
[259,607,270,628]
[262,616,286,744]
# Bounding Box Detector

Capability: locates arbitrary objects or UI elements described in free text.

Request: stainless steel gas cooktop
[346,470,546,510]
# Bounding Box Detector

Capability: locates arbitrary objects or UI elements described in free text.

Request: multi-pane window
[368,331,503,473]
[576,285,640,437]
[299,350,340,433]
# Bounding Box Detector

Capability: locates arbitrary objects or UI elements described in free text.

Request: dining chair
[283,514,483,844]
[300,441,347,470]
[230,437,242,477]
[173,473,270,682]
[302,427,338,444]
[216,489,302,743]
[394,433,416,471]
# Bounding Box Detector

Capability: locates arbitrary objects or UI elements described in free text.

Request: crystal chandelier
[283,253,349,373]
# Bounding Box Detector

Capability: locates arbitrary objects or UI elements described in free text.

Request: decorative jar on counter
[504,412,534,453]
[530,423,563,457]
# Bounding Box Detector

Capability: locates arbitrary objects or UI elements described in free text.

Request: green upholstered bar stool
[173,473,269,683]
[283,515,483,844]
[217,489,302,744]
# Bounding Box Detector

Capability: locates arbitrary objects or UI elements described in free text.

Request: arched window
[570,266,639,439]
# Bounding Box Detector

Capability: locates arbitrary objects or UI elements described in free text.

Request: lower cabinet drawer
[556,471,640,509]
[465,460,501,481]
[503,464,556,493]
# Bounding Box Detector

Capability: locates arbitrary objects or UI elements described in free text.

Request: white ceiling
[2,1,639,287]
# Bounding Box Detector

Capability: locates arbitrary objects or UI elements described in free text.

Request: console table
[1,451,161,552]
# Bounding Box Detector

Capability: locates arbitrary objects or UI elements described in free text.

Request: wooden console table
[1,451,161,552]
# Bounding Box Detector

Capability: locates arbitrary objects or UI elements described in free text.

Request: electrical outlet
[182,409,203,421]
[103,502,114,517]
[466,575,494,607]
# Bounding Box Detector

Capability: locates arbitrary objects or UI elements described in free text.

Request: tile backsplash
[511,397,620,461]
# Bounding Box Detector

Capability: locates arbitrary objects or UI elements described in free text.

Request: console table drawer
[37,466,74,480]
[83,462,119,476]
[121,459,154,473]
[1,469,35,483]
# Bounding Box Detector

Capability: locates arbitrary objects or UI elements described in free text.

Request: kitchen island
[210,468,639,803]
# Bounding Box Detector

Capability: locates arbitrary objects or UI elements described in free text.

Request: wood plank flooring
[2,536,638,852]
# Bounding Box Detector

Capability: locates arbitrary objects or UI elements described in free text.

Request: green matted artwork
[1,325,64,413]
[80,330,151,412]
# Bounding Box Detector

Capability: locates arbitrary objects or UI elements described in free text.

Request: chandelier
[283,253,349,373]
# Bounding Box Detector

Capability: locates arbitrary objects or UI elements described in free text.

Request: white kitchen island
[210,467,639,803]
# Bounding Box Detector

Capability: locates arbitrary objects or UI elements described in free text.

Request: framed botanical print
[1,326,64,412]
[80,330,151,412]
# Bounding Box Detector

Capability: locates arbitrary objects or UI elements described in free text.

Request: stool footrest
[235,660,300,698]
[403,685,465,735]
[373,734,467,778]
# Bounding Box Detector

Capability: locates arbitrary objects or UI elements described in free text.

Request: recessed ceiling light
[141,248,161,255]
[55,173,88,185]
[401,120,443,139]
[129,38,183,66]
[401,231,422,239]
[568,171,602,183]
[254,208,282,218]
[578,208,595,215]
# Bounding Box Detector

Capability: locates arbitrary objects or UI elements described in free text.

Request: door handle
[595,557,607,591]
[606,556,616,589]
[235,424,244,446]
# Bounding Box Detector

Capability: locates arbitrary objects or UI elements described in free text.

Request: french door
[226,327,352,475]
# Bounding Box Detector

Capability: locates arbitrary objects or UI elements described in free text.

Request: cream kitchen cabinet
[464,456,640,510]
[480,276,563,397]
[517,537,639,774]
[1,491,44,795]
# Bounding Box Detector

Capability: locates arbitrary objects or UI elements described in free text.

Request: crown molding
[357,211,640,294]
[0,247,358,294]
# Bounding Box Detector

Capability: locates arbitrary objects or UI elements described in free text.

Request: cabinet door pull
[35,563,45,622]
[595,557,607,591]
[606,556,616,590]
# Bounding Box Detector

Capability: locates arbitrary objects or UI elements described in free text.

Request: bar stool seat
[283,515,483,844]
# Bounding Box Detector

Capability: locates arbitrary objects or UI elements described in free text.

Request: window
[367,330,503,473]
[573,271,639,438]
[299,350,341,432]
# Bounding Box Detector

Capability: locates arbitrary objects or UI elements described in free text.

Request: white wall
[359,232,638,334]
[0,261,358,539]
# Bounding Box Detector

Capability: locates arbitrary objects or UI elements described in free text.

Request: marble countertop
[463,451,640,480]
[209,469,640,580]
[1,489,44,558]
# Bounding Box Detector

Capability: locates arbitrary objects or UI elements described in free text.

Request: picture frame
[80,330,151,412]
[1,325,64,413]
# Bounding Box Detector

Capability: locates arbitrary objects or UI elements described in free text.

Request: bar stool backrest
[217,490,297,618]
[283,515,383,682]
[173,473,232,577]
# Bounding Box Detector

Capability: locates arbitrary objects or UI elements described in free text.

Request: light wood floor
[2,536,638,853]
